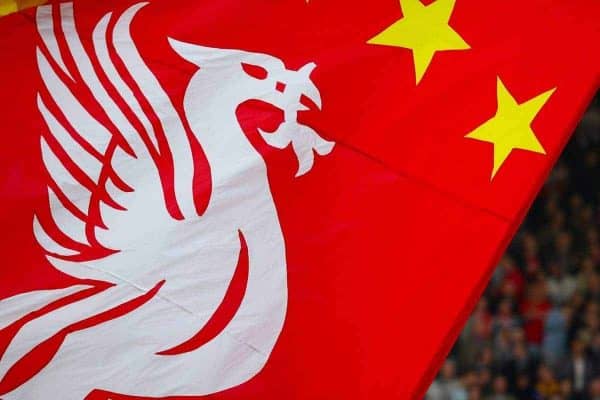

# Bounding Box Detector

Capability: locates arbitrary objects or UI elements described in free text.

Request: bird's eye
[242,63,268,80]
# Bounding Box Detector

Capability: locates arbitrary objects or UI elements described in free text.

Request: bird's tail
[0,282,161,396]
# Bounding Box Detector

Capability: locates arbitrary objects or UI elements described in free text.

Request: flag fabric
[0,0,598,399]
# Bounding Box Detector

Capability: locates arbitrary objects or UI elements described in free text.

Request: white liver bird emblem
[0,2,334,399]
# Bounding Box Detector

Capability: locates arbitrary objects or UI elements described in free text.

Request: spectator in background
[485,376,516,400]
[494,257,525,300]
[587,274,600,303]
[513,373,536,400]
[520,279,551,352]
[547,263,577,305]
[478,367,493,396]
[427,360,468,400]
[560,340,595,399]
[522,233,543,280]
[535,364,561,399]
[560,378,576,400]
[589,378,600,400]
[459,299,492,368]
[468,386,483,400]
[590,333,600,377]
[576,257,597,296]
[552,231,576,273]
[542,305,571,367]
[506,341,534,385]
[492,299,520,335]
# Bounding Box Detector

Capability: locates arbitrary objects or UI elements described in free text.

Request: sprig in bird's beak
[259,62,335,177]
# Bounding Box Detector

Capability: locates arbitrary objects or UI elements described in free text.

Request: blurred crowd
[427,94,600,400]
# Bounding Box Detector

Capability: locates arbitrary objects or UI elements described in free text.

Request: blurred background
[427,93,600,400]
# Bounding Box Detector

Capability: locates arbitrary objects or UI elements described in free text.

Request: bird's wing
[33,3,176,270]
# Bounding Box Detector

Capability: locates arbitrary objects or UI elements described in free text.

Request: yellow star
[0,0,48,16]
[465,77,556,180]
[368,0,470,84]
[0,0,18,16]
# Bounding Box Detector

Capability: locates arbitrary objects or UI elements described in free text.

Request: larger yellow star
[465,77,556,180]
[368,0,470,84]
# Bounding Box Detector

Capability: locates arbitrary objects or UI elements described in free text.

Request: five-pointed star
[368,0,470,84]
[465,77,556,180]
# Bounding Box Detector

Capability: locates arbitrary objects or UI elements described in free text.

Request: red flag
[0,0,598,399]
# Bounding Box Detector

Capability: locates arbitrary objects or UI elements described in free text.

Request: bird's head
[169,38,334,177]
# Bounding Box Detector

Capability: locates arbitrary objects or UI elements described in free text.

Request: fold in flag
[0,0,598,399]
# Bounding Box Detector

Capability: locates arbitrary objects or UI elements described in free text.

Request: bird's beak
[297,62,322,111]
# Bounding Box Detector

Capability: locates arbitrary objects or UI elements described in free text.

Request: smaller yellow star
[465,77,556,180]
[368,0,470,84]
